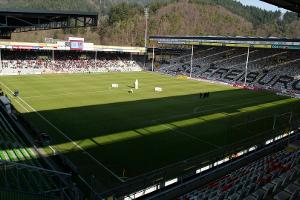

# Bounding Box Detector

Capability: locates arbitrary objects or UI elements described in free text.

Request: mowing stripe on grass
[22,89,110,99]
[0,80,125,183]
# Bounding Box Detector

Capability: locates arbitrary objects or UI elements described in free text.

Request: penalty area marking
[0,81,125,183]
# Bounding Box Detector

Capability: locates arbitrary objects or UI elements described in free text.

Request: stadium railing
[0,105,76,199]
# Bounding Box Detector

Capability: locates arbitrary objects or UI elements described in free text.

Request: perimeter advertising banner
[94,45,146,53]
[252,44,272,49]
[0,40,145,53]
[57,41,70,50]
[226,43,250,48]
[12,46,36,49]
[186,41,223,46]
[0,41,58,50]
[83,43,94,51]
[272,44,300,50]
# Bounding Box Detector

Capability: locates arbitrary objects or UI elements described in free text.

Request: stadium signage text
[151,37,300,50]
[0,41,146,54]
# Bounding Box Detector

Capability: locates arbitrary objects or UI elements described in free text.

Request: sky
[236,0,287,12]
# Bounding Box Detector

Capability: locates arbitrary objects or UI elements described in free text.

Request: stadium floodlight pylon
[189,45,194,78]
[144,8,149,48]
[244,47,250,86]
[151,45,155,72]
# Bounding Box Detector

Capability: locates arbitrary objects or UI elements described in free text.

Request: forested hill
[1,0,299,46]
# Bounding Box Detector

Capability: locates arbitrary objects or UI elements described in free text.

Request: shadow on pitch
[5,89,300,190]
[18,88,299,148]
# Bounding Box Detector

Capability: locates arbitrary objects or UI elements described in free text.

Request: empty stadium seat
[179,145,300,200]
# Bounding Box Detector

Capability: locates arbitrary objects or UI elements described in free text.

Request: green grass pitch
[1,71,300,190]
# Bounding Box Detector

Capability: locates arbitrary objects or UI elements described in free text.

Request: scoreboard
[70,41,83,50]
[69,37,84,50]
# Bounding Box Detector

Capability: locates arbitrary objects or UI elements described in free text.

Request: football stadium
[0,0,300,200]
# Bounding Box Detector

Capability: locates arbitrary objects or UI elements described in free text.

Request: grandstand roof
[149,35,300,50]
[0,9,98,39]
[150,35,300,43]
[0,8,98,17]
[261,0,300,15]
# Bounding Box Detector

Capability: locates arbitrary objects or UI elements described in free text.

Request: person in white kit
[135,79,139,89]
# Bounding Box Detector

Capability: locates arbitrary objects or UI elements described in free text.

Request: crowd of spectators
[0,50,142,75]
